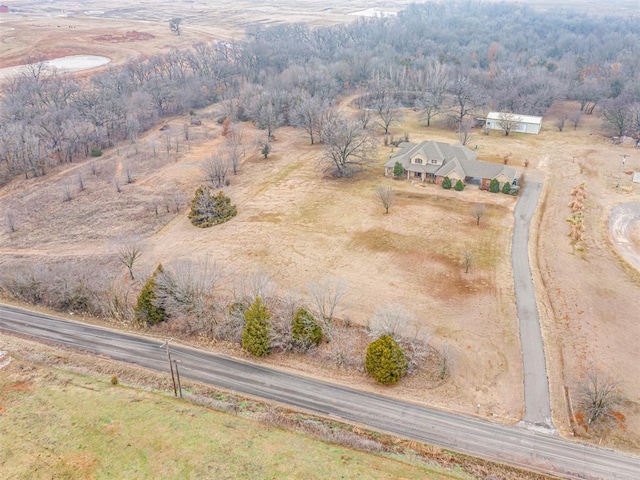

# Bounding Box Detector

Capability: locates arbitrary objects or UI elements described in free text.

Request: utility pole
[173,359,183,398]
[160,338,177,397]
[617,154,627,188]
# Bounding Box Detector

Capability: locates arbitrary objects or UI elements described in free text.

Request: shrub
[393,161,405,178]
[489,178,500,193]
[454,179,465,191]
[91,147,103,157]
[110,375,119,385]
[291,308,323,350]
[188,186,237,228]
[261,143,271,159]
[135,264,167,325]
[365,334,407,384]
[442,177,452,189]
[501,182,511,194]
[242,296,271,357]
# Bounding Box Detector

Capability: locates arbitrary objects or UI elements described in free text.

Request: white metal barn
[485,112,543,135]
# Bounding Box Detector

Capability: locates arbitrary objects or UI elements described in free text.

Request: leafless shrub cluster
[155,257,223,320]
[577,370,626,434]
[0,264,106,316]
[568,183,587,245]
[368,304,431,374]
[319,324,366,371]
[307,276,348,341]
[0,258,444,382]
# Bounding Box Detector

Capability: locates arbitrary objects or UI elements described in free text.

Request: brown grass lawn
[2,0,640,454]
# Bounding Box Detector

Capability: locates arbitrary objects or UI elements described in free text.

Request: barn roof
[487,111,542,125]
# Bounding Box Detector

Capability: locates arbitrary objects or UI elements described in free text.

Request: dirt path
[608,202,640,271]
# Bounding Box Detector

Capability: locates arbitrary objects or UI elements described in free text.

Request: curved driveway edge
[512,181,554,430]
[609,202,640,271]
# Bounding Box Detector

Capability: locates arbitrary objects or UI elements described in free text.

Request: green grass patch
[0,367,468,480]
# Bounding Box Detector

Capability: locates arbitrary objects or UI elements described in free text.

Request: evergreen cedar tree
[393,161,405,178]
[241,296,272,357]
[291,308,323,349]
[442,176,452,189]
[135,264,167,325]
[454,179,465,191]
[365,334,408,385]
[489,178,500,193]
[188,186,237,228]
[502,182,512,194]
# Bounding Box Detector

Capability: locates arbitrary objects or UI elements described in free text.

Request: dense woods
[1,2,640,184]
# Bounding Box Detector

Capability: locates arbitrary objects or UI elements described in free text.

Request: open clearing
[1,0,640,455]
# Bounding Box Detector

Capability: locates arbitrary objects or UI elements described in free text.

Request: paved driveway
[512,181,554,430]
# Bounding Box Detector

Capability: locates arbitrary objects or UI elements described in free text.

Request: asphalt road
[608,202,640,271]
[512,181,554,430]
[2,304,640,479]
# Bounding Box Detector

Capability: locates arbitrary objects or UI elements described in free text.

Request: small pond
[0,55,111,78]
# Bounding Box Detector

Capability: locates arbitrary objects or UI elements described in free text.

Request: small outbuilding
[0,5,9,13]
[485,111,543,135]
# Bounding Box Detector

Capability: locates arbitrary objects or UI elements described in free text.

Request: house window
[414,157,423,164]
[430,159,437,164]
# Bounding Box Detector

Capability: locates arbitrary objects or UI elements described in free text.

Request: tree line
[3,2,640,183]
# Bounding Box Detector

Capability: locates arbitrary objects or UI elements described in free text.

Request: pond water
[0,55,111,79]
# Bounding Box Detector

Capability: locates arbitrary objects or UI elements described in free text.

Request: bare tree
[4,210,16,234]
[117,243,142,280]
[578,370,625,431]
[252,92,283,140]
[202,155,229,187]
[601,98,632,137]
[62,183,73,202]
[462,250,473,273]
[225,124,245,175]
[124,163,134,184]
[155,257,222,319]
[308,277,348,341]
[368,304,417,340]
[74,171,85,193]
[438,343,456,381]
[320,112,377,178]
[457,117,475,146]
[496,112,522,136]
[554,111,569,132]
[569,110,582,130]
[374,94,402,135]
[233,268,276,305]
[471,203,487,226]
[416,61,448,127]
[374,185,394,214]
[292,93,328,145]
[447,74,483,125]
[169,17,182,36]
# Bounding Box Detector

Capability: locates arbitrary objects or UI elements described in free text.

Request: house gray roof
[385,140,516,182]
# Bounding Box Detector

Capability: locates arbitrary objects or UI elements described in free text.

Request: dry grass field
[2,0,640,454]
